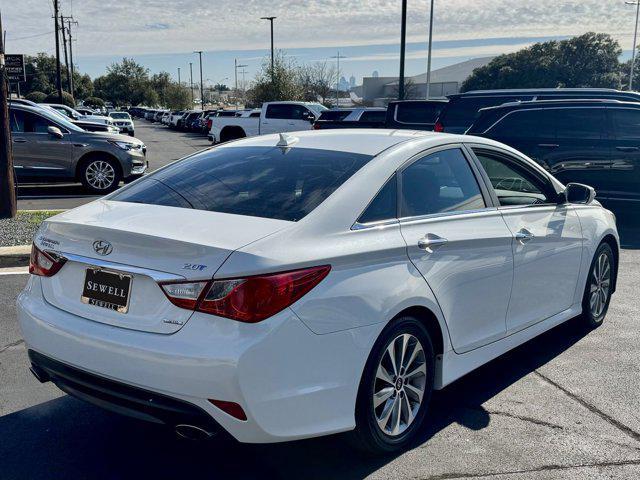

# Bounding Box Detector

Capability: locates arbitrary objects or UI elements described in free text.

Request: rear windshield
[395,102,444,124]
[111,146,373,221]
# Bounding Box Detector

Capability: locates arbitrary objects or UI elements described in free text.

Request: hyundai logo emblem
[92,240,113,256]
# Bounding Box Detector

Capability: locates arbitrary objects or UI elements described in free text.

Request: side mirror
[564,182,596,204]
[47,126,64,139]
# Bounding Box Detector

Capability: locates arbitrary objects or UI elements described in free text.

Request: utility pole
[425,0,435,99]
[177,67,181,86]
[260,16,276,83]
[0,10,17,219]
[60,14,71,95]
[189,62,194,105]
[398,0,407,100]
[53,0,63,103]
[234,59,247,109]
[627,1,640,90]
[331,52,346,107]
[64,18,78,98]
[194,51,205,110]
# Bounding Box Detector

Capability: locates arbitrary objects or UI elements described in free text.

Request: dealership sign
[6,54,26,83]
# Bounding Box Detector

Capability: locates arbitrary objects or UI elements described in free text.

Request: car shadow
[0,317,591,480]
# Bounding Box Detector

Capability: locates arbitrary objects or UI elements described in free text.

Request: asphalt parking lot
[0,250,639,479]
[16,120,211,211]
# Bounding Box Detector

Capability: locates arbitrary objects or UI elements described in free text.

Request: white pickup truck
[208,101,327,144]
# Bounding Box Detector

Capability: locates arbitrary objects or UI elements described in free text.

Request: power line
[6,31,54,41]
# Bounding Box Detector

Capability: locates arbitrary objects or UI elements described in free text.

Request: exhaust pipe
[175,424,216,441]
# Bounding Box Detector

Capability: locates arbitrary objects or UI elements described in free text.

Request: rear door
[543,107,610,192]
[605,107,640,203]
[398,146,514,353]
[470,146,583,333]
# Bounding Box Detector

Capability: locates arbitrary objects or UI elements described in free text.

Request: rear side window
[319,110,352,121]
[111,146,373,222]
[441,96,532,128]
[360,110,387,122]
[610,108,640,140]
[265,104,309,120]
[400,148,485,218]
[395,103,443,124]
[555,108,605,139]
[357,175,397,224]
[487,109,555,138]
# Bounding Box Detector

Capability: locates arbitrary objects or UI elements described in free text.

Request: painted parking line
[0,266,30,276]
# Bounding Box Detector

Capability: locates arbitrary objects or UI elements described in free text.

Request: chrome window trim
[351,218,399,231]
[398,206,499,226]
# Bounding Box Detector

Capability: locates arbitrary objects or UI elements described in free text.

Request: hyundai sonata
[17,130,618,453]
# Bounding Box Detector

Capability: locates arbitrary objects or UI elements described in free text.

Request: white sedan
[17,130,618,453]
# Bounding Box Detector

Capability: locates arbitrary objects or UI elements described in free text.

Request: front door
[398,146,514,353]
[471,147,583,333]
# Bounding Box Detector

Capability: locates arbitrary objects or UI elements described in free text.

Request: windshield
[111,146,373,221]
[110,112,131,119]
[39,106,85,132]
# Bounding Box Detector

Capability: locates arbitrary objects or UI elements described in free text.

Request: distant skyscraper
[349,75,356,88]
[372,70,379,78]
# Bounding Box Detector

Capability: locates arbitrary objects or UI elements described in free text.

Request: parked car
[76,107,97,116]
[161,111,172,125]
[168,110,186,128]
[466,98,640,205]
[208,101,326,143]
[109,111,135,136]
[43,103,116,128]
[177,110,199,130]
[144,109,158,121]
[9,104,147,193]
[435,88,640,134]
[153,110,166,123]
[19,129,618,454]
[313,101,446,131]
[313,108,387,129]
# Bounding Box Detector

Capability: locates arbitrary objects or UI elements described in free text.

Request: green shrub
[43,91,76,107]
[84,96,105,108]
[24,91,47,103]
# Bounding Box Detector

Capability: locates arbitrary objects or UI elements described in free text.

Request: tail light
[207,119,212,129]
[434,120,444,132]
[29,243,66,277]
[313,123,320,130]
[160,265,330,323]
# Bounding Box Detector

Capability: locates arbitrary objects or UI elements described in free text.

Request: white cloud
[3,0,637,57]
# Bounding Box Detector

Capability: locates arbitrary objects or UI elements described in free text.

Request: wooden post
[0,10,17,219]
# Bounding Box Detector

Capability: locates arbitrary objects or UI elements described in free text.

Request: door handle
[615,146,639,152]
[515,228,535,244]
[13,138,27,143]
[537,143,559,149]
[417,233,448,252]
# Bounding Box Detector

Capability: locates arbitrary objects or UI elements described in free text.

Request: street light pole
[177,67,181,86]
[260,16,276,83]
[234,59,248,109]
[425,0,435,99]
[189,62,194,105]
[194,50,205,110]
[627,0,640,90]
[331,52,346,107]
[398,0,407,100]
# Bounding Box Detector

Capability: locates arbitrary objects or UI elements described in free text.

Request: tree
[94,58,156,106]
[44,91,75,107]
[164,83,191,109]
[25,91,47,103]
[392,79,419,100]
[84,96,105,108]
[298,61,336,105]
[462,32,622,91]
[247,51,303,106]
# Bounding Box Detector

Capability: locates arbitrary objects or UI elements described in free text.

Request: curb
[0,245,31,268]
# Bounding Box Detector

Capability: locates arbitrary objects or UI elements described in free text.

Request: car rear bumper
[17,276,375,443]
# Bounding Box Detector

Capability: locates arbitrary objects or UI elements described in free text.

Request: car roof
[218,129,458,156]
[451,88,629,98]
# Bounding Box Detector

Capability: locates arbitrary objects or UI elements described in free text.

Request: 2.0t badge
[93,240,113,256]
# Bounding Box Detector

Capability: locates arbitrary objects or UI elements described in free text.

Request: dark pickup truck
[313,100,448,131]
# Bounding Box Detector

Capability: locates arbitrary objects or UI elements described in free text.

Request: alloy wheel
[86,160,116,190]
[373,333,427,437]
[589,252,611,318]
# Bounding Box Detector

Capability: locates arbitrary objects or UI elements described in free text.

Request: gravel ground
[0,211,61,247]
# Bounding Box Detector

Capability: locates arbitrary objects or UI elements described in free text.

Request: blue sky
[3,0,638,86]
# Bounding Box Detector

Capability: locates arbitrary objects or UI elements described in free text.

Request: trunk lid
[36,200,291,333]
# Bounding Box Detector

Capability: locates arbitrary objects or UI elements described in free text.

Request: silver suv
[9,104,147,193]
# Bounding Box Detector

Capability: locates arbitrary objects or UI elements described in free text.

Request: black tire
[348,316,435,455]
[79,156,122,194]
[581,242,614,329]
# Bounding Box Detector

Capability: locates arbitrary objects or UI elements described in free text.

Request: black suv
[435,88,640,134]
[466,99,640,204]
